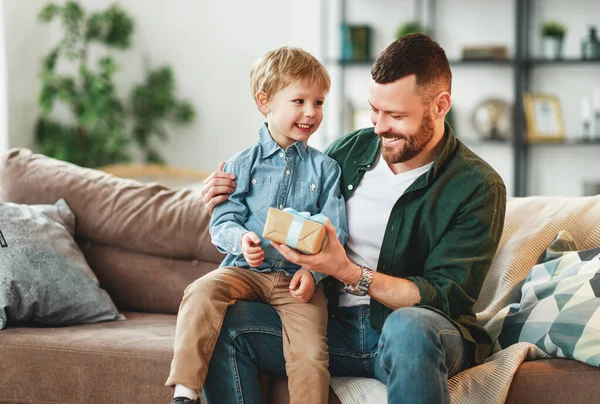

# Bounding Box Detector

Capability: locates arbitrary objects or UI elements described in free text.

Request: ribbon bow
[282,208,326,250]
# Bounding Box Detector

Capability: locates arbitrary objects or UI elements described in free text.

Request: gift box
[262,207,327,255]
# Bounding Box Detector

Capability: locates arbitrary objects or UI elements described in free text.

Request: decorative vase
[542,36,563,59]
[581,26,600,60]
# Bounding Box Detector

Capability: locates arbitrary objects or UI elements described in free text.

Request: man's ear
[433,92,451,119]
[255,91,270,114]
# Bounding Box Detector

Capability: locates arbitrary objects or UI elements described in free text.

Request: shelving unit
[322,0,600,197]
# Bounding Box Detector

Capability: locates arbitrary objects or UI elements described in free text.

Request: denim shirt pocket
[293,181,320,212]
[247,176,271,213]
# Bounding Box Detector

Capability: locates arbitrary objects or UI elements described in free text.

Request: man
[200,33,506,404]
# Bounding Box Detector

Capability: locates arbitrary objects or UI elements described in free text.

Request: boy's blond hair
[250,47,330,111]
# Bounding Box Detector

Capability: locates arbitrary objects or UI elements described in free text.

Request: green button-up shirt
[323,124,506,364]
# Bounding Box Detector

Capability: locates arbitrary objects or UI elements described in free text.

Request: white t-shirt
[338,154,433,307]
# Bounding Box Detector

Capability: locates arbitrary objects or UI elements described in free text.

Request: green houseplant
[36,1,195,168]
[395,20,428,39]
[541,20,567,59]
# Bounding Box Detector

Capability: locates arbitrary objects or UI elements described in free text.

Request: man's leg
[203,303,376,404]
[373,307,475,404]
[327,305,380,378]
[203,301,287,404]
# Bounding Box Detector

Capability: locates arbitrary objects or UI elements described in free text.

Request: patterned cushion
[486,230,600,365]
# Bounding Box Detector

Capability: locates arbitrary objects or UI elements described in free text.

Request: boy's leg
[165,267,275,392]
[270,275,329,404]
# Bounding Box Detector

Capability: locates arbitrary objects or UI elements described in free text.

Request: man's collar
[258,122,308,159]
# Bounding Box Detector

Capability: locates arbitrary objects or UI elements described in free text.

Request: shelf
[332,58,514,66]
[463,137,600,146]
[334,58,600,67]
[462,138,512,145]
[527,58,600,66]
[529,137,600,145]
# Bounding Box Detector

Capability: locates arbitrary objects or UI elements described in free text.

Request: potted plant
[541,20,567,60]
[395,20,428,39]
[36,1,195,168]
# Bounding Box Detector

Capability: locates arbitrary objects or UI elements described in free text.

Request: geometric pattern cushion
[486,230,600,366]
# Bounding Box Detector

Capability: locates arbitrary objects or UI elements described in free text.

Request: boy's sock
[174,384,199,400]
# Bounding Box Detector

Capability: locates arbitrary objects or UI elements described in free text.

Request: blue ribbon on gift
[282,208,326,250]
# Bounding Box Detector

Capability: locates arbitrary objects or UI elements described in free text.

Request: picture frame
[523,93,565,142]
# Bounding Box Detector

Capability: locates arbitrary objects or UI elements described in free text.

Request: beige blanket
[331,195,600,404]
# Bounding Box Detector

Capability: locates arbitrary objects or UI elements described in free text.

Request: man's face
[368,75,435,164]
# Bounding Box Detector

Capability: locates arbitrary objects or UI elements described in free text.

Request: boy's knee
[182,276,215,302]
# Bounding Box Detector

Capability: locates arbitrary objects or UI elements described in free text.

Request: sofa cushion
[0,199,123,329]
[79,241,218,314]
[487,230,600,366]
[0,148,223,264]
[0,312,176,404]
[475,195,600,324]
[506,358,600,404]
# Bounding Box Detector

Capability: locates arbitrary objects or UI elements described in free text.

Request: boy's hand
[289,269,315,303]
[241,232,264,268]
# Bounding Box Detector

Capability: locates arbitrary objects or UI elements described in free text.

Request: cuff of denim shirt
[218,228,247,256]
[309,270,326,285]
[406,276,438,309]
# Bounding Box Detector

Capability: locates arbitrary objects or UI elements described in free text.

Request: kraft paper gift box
[262,207,327,255]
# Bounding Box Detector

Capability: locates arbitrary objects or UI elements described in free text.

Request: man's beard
[380,112,435,164]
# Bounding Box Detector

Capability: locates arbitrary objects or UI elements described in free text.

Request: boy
[165,46,348,404]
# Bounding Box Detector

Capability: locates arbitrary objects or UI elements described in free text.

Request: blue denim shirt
[210,123,348,282]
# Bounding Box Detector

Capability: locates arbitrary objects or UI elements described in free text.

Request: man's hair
[371,33,451,101]
[250,46,330,101]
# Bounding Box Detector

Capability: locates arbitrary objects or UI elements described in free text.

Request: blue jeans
[203,301,475,404]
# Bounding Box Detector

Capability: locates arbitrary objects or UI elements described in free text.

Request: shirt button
[311,183,316,190]
[286,169,291,175]
[232,247,237,252]
[279,204,284,209]
[279,152,284,158]
[348,184,354,190]
[252,178,257,184]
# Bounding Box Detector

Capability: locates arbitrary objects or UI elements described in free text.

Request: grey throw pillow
[0,199,123,329]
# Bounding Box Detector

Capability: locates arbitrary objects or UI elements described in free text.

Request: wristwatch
[344,265,374,296]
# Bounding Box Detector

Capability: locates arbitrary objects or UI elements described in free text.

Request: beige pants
[165,266,330,404]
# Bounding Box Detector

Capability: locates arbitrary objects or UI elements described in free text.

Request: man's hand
[289,269,315,303]
[201,161,236,215]
[241,232,264,268]
[271,219,362,286]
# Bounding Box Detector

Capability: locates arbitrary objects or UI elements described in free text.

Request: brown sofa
[0,147,599,404]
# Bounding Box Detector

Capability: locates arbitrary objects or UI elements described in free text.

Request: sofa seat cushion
[506,358,600,404]
[0,312,175,404]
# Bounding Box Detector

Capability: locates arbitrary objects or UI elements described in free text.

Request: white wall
[3,0,600,196]
[3,0,322,171]
[0,0,9,155]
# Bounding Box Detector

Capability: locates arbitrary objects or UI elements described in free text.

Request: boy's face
[260,81,327,149]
